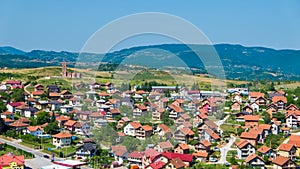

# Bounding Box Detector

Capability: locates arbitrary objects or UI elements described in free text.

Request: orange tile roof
[64,120,77,127]
[281,127,290,131]
[110,108,121,114]
[240,132,258,140]
[272,155,290,166]
[178,143,189,150]
[192,151,208,158]
[245,153,264,163]
[180,113,191,120]
[56,115,70,122]
[278,143,295,152]
[258,145,271,154]
[98,92,110,96]
[288,135,300,147]
[9,121,29,127]
[169,158,185,169]
[136,90,147,95]
[49,92,60,97]
[32,91,44,95]
[130,122,141,129]
[1,111,13,115]
[135,104,147,111]
[258,124,271,130]
[286,104,299,110]
[141,125,153,131]
[3,118,13,123]
[272,96,287,104]
[52,131,72,138]
[27,126,42,132]
[158,124,171,133]
[180,127,195,136]
[249,92,265,98]
[27,97,36,102]
[249,128,264,135]
[176,99,184,104]
[158,141,174,149]
[244,115,260,121]
[0,154,24,166]
[200,139,211,147]
[235,139,253,149]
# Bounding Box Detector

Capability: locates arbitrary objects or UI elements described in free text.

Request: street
[0,137,61,169]
[217,135,236,164]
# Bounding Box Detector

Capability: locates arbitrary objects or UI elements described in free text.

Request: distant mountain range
[1,44,300,81]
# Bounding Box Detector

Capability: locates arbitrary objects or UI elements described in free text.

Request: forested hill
[1,44,300,81]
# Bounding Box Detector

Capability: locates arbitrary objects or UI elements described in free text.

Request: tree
[0,100,7,112]
[119,105,133,117]
[0,118,8,134]
[44,122,60,134]
[273,112,285,123]
[237,127,244,136]
[262,111,271,124]
[121,136,141,152]
[165,89,171,97]
[11,88,25,102]
[36,111,50,125]
[162,111,174,126]
[51,112,56,122]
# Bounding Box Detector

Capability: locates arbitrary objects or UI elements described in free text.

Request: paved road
[216,115,230,127]
[217,135,236,164]
[0,138,61,168]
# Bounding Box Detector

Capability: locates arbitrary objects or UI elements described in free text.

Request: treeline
[136,81,168,92]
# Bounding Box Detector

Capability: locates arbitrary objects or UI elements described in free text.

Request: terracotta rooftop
[272,96,287,104]
[258,145,271,154]
[249,92,265,98]
[272,155,290,166]
[158,124,171,133]
[235,139,253,149]
[180,127,195,136]
[52,131,72,139]
[200,139,211,147]
[158,141,173,149]
[0,154,24,166]
[169,158,185,168]
[245,153,264,163]
[288,134,300,147]
[258,124,272,130]
[278,143,295,152]
[64,120,77,127]
[9,121,29,128]
[244,115,260,121]
[141,125,153,131]
[162,152,193,162]
[129,122,141,129]
[110,108,121,114]
[240,132,258,140]
[178,143,189,150]
[27,126,42,132]
[1,111,13,115]
[192,151,208,158]
[49,92,60,97]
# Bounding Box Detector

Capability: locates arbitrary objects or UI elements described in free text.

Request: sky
[0,0,300,52]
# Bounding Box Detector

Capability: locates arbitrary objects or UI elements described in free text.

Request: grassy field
[1,67,252,90]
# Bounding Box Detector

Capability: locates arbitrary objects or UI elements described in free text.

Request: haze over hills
[0,44,300,81]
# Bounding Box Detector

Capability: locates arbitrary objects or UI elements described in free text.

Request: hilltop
[1,44,300,81]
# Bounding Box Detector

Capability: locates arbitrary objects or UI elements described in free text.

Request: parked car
[43,155,50,159]
[209,157,218,162]
[213,147,220,151]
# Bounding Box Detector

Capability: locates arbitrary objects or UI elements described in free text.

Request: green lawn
[220,124,236,133]
[0,144,34,159]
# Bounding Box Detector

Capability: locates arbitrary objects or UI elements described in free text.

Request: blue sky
[0,0,300,52]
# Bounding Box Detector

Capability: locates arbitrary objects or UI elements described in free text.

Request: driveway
[217,135,236,164]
